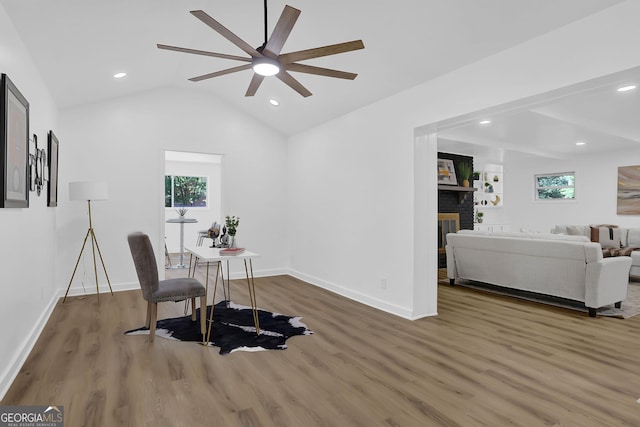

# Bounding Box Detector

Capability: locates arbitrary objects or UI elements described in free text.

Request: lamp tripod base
[62,226,113,303]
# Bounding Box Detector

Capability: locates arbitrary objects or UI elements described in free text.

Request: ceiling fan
[157,1,364,98]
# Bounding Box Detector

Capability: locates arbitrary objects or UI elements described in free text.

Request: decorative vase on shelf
[462,179,470,187]
[229,235,237,249]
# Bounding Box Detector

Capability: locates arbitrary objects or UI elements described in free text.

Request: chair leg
[149,303,158,342]
[191,298,197,321]
[199,295,207,339]
[145,301,152,328]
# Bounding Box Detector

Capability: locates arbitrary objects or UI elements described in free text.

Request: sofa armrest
[445,244,457,280]
[585,256,632,308]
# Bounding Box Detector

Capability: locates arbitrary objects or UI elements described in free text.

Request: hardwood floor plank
[3,270,640,426]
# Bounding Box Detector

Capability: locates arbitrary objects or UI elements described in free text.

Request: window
[165,175,208,208]
[535,172,575,200]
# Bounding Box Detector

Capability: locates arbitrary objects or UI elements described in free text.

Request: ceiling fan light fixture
[617,85,637,92]
[252,57,280,76]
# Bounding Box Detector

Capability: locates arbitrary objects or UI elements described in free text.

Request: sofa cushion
[566,225,590,237]
[550,224,590,237]
[627,229,640,247]
[630,250,640,264]
[531,233,590,243]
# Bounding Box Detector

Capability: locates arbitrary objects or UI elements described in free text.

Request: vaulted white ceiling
[0,0,623,137]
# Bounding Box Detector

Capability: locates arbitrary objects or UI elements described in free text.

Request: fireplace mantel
[437,185,476,204]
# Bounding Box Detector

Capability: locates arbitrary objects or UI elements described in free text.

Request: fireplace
[438,213,459,254]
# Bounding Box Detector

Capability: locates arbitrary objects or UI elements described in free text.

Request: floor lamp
[63,181,113,303]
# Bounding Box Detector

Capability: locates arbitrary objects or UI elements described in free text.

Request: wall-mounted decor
[617,165,640,215]
[29,133,46,196]
[47,130,59,207]
[437,158,457,185]
[0,74,30,208]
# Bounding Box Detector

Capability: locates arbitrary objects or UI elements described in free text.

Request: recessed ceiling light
[479,120,491,125]
[113,72,127,79]
[617,85,636,92]
[269,98,280,107]
[576,141,586,146]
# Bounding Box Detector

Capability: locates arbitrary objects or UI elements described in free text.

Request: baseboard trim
[287,269,430,320]
[0,291,59,401]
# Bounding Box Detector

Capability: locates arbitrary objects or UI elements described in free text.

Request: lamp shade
[69,181,108,201]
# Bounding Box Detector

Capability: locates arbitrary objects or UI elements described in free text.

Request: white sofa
[445,230,632,317]
[552,224,640,277]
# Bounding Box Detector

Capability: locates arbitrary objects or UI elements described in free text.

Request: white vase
[229,235,237,249]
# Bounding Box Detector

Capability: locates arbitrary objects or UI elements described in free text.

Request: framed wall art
[437,158,457,185]
[48,130,59,207]
[617,165,640,215]
[29,133,46,196]
[0,74,30,208]
[47,130,59,206]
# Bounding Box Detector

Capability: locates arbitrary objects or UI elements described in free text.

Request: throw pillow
[598,226,622,248]
[566,225,588,237]
[604,247,634,257]
[589,224,618,242]
[551,225,568,235]
[616,247,634,257]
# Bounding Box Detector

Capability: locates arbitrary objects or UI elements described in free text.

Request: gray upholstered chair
[127,232,206,342]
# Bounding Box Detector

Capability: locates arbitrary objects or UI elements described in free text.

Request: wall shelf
[474,164,503,208]
[438,185,477,204]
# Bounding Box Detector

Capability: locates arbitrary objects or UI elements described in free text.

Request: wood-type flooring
[3,265,640,426]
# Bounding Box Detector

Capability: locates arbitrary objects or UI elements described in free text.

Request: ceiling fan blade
[191,10,262,58]
[264,5,301,57]
[245,74,265,97]
[157,44,251,62]
[189,64,252,82]
[285,63,357,80]
[276,71,312,97]
[279,40,364,64]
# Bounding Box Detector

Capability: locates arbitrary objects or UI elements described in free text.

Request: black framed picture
[48,130,59,207]
[0,74,30,208]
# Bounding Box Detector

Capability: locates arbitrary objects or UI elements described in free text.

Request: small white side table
[185,246,261,342]
[166,217,198,268]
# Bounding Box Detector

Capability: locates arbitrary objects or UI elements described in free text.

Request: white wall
[0,3,59,398]
[287,108,417,317]
[287,0,640,319]
[506,149,640,233]
[57,87,289,296]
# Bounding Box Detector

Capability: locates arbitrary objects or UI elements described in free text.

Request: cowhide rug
[125,300,312,354]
